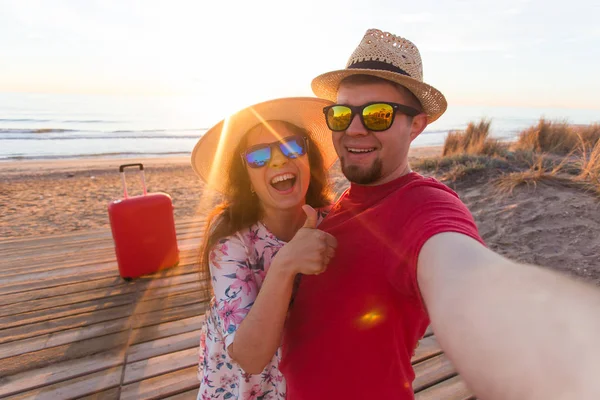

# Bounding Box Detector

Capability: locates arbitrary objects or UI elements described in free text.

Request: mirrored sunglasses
[323,102,420,132]
[242,134,308,168]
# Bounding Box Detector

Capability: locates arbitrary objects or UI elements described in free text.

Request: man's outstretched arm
[417,232,600,400]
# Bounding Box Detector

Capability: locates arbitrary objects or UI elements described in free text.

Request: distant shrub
[443,119,506,157]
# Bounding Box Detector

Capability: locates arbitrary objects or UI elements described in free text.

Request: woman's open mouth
[270,173,297,193]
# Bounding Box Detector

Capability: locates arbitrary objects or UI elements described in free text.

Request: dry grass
[414,154,511,182]
[418,118,600,198]
[514,119,600,155]
[573,138,600,196]
[443,119,507,157]
[494,153,588,194]
[575,138,600,183]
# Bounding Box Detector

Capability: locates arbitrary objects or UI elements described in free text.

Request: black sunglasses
[241,134,308,168]
[323,102,421,132]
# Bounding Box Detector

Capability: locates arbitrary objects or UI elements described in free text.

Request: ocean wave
[0,128,77,134]
[0,118,120,123]
[421,129,451,135]
[61,120,120,123]
[0,128,204,138]
[0,118,52,123]
[0,134,200,140]
[0,151,191,161]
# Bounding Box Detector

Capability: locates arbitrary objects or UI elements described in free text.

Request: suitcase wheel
[123,277,133,282]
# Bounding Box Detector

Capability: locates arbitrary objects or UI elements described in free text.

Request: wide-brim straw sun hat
[312,29,447,124]
[191,97,337,193]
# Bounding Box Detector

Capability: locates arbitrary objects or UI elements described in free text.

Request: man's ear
[409,113,428,141]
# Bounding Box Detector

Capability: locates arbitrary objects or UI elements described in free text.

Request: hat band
[348,60,411,77]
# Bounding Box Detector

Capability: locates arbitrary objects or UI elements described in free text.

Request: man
[280,29,600,400]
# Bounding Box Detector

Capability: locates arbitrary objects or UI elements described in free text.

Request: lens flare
[358,309,385,328]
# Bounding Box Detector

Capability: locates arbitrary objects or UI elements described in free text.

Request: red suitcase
[108,163,179,280]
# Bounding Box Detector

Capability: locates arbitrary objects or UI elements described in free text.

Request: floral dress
[198,212,328,400]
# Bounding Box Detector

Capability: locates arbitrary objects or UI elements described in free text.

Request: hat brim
[191,97,337,193]
[311,69,447,124]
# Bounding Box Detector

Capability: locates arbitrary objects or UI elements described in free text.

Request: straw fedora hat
[191,97,337,193]
[312,29,447,123]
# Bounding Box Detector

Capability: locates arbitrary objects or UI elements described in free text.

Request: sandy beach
[1,144,599,285]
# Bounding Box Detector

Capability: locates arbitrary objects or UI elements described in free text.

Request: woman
[191,97,338,400]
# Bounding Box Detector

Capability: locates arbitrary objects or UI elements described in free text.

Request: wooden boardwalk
[0,219,473,399]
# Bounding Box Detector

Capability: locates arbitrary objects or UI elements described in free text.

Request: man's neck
[360,163,412,187]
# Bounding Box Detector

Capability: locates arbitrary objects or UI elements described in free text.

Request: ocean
[1,92,598,161]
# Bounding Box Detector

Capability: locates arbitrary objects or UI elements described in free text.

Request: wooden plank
[77,386,120,400]
[411,335,443,364]
[0,255,120,278]
[0,266,203,308]
[424,325,434,337]
[135,280,202,303]
[128,315,204,347]
[0,277,124,307]
[0,236,203,274]
[412,353,457,392]
[0,287,206,345]
[120,365,199,400]
[414,375,474,400]
[0,276,201,319]
[3,366,123,400]
[0,243,200,280]
[123,347,197,384]
[0,262,117,288]
[131,302,208,331]
[0,303,135,345]
[0,349,124,397]
[162,388,199,400]
[0,228,113,250]
[0,292,137,330]
[0,260,200,296]
[130,291,204,318]
[0,250,200,291]
[0,318,131,360]
[2,231,204,271]
[127,330,201,363]
[0,268,117,296]
[0,331,130,377]
[0,284,138,318]
[0,218,204,252]
[1,245,116,268]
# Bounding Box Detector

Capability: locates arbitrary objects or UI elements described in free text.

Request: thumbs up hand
[302,204,318,229]
[273,205,337,276]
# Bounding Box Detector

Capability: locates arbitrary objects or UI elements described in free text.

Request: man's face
[334,80,427,185]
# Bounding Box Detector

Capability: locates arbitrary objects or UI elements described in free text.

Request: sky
[1,0,599,111]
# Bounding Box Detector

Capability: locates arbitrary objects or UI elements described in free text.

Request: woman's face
[243,121,311,214]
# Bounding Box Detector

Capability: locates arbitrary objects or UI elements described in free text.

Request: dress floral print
[198,210,328,400]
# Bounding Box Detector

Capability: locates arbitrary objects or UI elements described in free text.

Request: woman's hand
[273,205,337,276]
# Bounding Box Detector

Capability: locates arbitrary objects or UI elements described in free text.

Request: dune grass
[415,118,600,197]
[442,119,507,157]
[514,119,600,155]
[494,152,590,195]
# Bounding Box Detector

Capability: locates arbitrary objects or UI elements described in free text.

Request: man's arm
[417,232,600,400]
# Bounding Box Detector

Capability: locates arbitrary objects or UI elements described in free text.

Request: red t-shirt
[280,173,484,399]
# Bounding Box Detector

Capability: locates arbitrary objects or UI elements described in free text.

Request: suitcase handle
[119,163,147,199]
[119,163,144,173]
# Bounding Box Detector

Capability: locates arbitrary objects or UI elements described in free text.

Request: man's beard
[340,157,383,185]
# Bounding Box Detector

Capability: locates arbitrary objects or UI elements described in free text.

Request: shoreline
[0,146,445,178]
